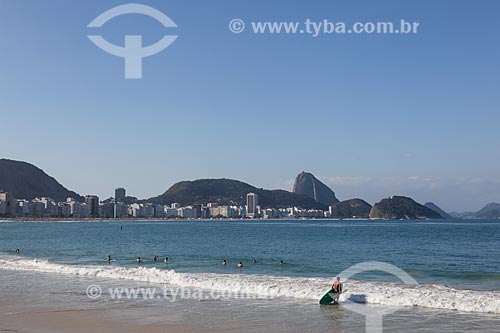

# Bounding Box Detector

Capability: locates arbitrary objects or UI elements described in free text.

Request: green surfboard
[319,288,341,305]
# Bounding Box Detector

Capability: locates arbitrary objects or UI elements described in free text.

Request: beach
[1,219,500,332]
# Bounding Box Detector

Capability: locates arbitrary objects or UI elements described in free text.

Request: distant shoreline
[0,217,497,223]
[0,217,350,223]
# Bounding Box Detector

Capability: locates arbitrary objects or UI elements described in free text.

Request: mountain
[474,203,500,219]
[147,178,326,209]
[424,202,452,219]
[329,198,372,219]
[369,196,442,220]
[0,159,83,202]
[292,172,339,206]
[449,203,500,219]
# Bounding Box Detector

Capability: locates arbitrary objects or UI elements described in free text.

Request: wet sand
[0,303,221,333]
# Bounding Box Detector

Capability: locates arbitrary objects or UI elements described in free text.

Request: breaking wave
[1,255,499,314]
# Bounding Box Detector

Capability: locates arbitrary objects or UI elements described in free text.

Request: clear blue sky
[1,0,499,212]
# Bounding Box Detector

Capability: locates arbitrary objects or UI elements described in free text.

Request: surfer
[252,259,257,264]
[221,260,227,266]
[164,257,169,264]
[15,249,20,254]
[237,261,243,268]
[153,255,158,262]
[136,257,142,263]
[332,277,342,293]
[107,255,112,263]
[332,277,342,303]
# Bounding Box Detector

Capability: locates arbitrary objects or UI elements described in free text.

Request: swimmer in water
[136,257,142,263]
[153,255,158,262]
[278,260,284,265]
[221,260,227,266]
[237,262,243,268]
[252,259,257,264]
[164,257,169,264]
[15,249,20,254]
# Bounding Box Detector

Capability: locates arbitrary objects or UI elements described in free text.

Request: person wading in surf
[332,277,342,303]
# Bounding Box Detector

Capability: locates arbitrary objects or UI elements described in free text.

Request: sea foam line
[0,256,499,314]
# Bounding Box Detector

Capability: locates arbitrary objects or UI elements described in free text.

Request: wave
[1,255,499,314]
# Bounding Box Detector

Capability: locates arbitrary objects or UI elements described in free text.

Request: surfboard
[319,288,343,305]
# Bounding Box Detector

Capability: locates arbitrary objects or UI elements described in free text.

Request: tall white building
[16,199,30,217]
[129,203,145,218]
[179,206,197,219]
[66,198,89,218]
[33,197,57,217]
[164,207,179,217]
[246,193,258,218]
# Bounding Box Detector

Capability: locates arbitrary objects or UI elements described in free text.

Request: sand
[0,303,225,333]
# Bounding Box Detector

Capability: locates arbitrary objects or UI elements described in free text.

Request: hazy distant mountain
[292,172,339,206]
[0,159,83,202]
[369,196,442,220]
[147,178,326,209]
[424,202,452,219]
[329,198,372,219]
[449,203,500,219]
[474,203,500,219]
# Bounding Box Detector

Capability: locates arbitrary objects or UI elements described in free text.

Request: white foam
[1,256,499,314]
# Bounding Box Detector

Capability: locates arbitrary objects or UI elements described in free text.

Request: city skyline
[1,0,499,212]
[1,157,498,215]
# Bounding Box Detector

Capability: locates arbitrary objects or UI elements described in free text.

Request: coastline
[0,217,497,223]
[0,217,353,223]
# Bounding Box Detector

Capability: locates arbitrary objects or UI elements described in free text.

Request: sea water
[1,219,500,331]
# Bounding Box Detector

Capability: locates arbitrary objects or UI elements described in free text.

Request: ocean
[1,219,499,332]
